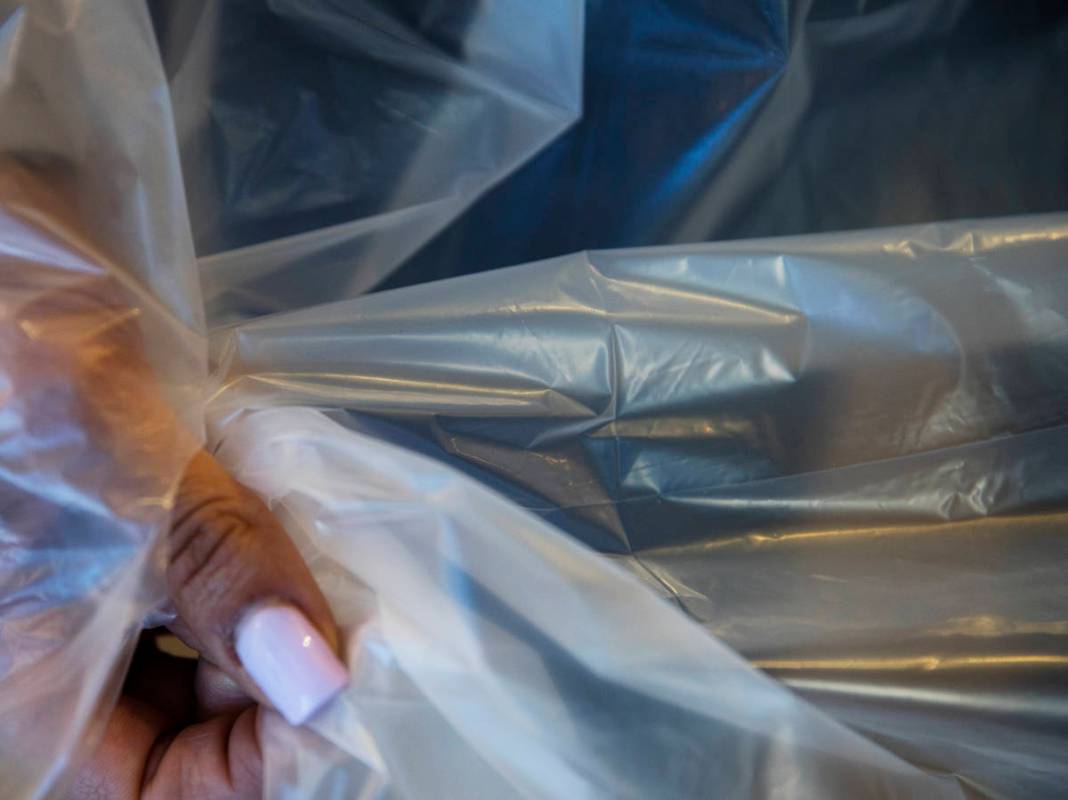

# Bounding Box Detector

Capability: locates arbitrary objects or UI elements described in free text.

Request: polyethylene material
[385,0,1068,290]
[212,215,1068,799]
[215,407,965,799]
[151,0,584,324]
[0,3,205,796]
[2,1,1067,798]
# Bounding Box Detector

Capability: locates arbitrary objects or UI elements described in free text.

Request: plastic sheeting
[385,0,1068,289]
[0,1,587,797]
[215,407,964,799]
[2,0,1067,798]
[0,2,204,796]
[212,215,1068,799]
[151,0,583,324]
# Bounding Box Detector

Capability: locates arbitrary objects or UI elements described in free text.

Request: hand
[0,162,347,799]
[72,450,347,800]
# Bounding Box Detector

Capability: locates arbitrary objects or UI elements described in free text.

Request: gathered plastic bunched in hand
[2,1,1068,798]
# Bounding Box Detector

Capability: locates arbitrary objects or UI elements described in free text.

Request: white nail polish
[235,604,349,725]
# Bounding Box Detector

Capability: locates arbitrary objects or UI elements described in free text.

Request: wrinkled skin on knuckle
[168,498,261,624]
[171,502,247,585]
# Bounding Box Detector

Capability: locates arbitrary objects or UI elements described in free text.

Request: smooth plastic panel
[216,407,965,799]
[151,0,583,324]
[212,214,1068,799]
[0,3,205,797]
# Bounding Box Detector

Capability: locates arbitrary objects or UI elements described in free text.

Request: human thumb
[167,449,348,725]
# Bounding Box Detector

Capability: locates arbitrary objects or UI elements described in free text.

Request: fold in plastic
[213,215,1068,799]
[153,0,583,324]
[0,3,203,795]
[2,1,1067,798]
[217,407,966,799]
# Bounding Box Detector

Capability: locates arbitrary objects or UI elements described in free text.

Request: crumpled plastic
[213,407,964,799]
[0,2,203,796]
[211,215,1068,799]
[151,0,583,324]
[385,0,1068,289]
[2,1,1068,800]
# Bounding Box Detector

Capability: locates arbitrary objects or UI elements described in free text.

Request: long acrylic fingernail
[235,604,349,725]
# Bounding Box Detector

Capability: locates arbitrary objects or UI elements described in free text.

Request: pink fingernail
[235,604,349,725]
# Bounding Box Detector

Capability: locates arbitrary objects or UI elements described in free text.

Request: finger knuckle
[168,497,256,601]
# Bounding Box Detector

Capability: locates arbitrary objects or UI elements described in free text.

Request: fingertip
[235,603,349,726]
[169,449,345,715]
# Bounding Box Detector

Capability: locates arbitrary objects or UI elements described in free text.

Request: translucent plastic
[0,3,204,796]
[387,1,1068,289]
[212,215,1068,799]
[1,2,580,793]
[2,1,1067,798]
[152,0,583,324]
[216,407,964,799]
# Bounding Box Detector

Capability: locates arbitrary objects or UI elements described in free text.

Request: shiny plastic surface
[213,215,1068,799]
[1,0,1066,798]
[0,2,205,797]
[217,407,964,799]
[152,0,583,323]
[387,0,1068,289]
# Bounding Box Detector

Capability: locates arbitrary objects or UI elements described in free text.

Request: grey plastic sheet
[213,214,1068,799]
[1,0,1065,797]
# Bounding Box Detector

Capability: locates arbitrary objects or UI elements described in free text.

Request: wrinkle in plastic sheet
[0,2,204,797]
[151,0,583,323]
[214,215,1068,799]
[384,0,1068,290]
[2,1,1067,798]
[216,408,966,799]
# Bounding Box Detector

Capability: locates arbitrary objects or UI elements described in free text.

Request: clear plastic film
[386,0,1068,289]
[2,1,1067,799]
[214,407,965,799]
[1,0,583,795]
[151,0,583,324]
[0,2,205,797]
[212,215,1068,799]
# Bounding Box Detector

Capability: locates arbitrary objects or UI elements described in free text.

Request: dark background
[383,0,1068,289]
